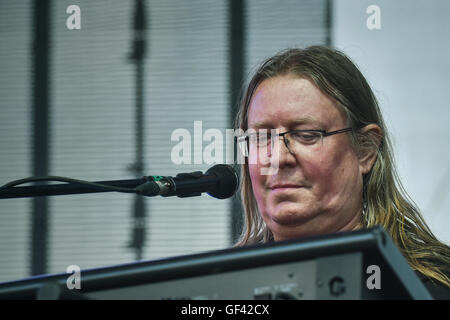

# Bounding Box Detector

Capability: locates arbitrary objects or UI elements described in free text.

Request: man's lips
[269,184,304,190]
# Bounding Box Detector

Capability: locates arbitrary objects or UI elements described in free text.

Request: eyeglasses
[238,127,353,155]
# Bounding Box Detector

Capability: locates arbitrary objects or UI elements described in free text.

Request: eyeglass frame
[237,127,354,154]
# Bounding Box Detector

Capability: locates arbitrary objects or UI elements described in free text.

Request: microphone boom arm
[0,177,147,199]
[0,164,238,200]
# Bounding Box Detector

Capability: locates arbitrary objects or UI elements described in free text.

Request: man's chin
[268,203,316,226]
[269,222,320,242]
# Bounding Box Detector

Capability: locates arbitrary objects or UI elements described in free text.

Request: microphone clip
[135,171,205,198]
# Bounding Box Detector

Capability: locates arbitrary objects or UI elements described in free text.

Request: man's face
[247,74,364,241]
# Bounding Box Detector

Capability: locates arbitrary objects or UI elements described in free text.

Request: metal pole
[31,0,51,275]
[228,0,245,244]
[128,0,148,260]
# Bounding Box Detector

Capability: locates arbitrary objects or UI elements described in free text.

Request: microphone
[135,164,239,199]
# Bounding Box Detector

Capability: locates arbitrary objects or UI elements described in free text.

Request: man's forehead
[247,76,342,129]
[248,116,326,129]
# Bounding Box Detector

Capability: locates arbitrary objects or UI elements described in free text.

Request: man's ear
[357,124,382,175]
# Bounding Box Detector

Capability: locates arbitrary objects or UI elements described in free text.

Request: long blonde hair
[234,46,450,287]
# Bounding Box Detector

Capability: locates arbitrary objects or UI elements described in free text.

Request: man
[235,46,450,299]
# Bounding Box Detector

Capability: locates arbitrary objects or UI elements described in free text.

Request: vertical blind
[0,0,328,283]
[0,1,32,283]
[48,0,230,274]
[246,0,329,75]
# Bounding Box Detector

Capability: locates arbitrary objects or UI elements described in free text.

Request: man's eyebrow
[289,117,323,127]
[248,121,272,129]
[248,117,323,129]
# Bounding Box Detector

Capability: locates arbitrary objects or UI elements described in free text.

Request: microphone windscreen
[205,164,239,199]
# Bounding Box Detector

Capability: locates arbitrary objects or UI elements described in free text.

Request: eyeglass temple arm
[323,127,353,136]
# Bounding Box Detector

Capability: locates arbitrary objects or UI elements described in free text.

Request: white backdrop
[333,0,450,244]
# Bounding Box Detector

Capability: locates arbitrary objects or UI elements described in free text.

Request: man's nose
[270,135,297,168]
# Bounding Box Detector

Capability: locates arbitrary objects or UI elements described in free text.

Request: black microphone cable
[0,164,238,200]
[0,176,139,193]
